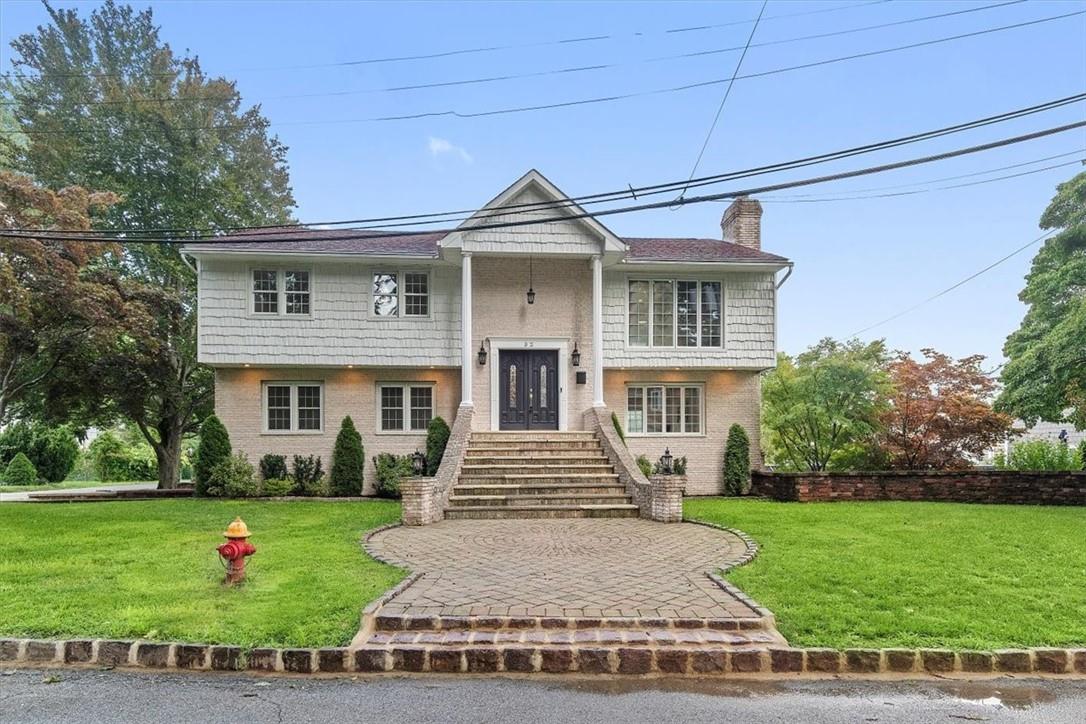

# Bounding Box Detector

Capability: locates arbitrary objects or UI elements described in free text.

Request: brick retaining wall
[751,470,1086,505]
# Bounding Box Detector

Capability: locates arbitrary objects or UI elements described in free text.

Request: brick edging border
[3,637,1085,677]
[684,518,760,573]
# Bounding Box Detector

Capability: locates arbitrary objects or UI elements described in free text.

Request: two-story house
[183,170,791,511]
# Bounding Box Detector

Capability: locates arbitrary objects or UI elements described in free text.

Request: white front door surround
[487,337,569,431]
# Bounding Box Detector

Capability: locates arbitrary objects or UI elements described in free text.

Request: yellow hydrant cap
[223,517,252,538]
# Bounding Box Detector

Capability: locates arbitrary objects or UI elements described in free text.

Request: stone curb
[4,638,1085,678]
[683,519,760,573]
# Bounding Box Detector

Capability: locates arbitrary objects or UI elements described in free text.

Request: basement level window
[263,382,323,433]
[379,383,434,432]
[626,384,702,435]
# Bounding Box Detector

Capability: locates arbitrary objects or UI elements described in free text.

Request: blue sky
[3,0,1084,364]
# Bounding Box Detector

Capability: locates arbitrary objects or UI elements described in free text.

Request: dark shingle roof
[183,228,788,263]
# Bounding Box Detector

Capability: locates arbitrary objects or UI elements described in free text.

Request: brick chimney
[721,196,762,250]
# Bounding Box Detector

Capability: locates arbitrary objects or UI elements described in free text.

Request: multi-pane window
[263,382,322,432]
[380,384,434,431]
[284,271,311,315]
[627,279,724,348]
[253,270,278,314]
[253,270,310,315]
[626,385,703,435]
[373,271,430,317]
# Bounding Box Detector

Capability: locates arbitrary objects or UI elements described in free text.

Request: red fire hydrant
[217,517,256,586]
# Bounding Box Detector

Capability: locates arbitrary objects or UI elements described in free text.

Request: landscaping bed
[685,498,1086,651]
[0,500,402,648]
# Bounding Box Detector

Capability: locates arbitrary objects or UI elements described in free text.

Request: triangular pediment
[441,169,626,255]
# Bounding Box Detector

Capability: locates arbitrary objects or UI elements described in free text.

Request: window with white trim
[626,384,702,435]
[379,383,434,431]
[372,271,430,317]
[252,269,311,315]
[263,382,323,432]
[627,279,723,348]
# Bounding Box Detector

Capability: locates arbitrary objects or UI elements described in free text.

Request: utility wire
[680,0,768,198]
[0,1,1022,108]
[5,119,1083,245]
[0,1,890,80]
[761,158,1085,203]
[2,9,1080,137]
[847,229,1058,337]
[5,92,1081,238]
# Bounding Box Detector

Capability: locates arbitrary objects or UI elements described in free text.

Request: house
[182,170,792,507]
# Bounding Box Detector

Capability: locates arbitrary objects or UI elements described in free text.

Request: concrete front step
[464,454,611,465]
[445,504,639,519]
[457,474,621,486]
[472,431,598,441]
[453,483,629,496]
[372,613,772,633]
[461,464,614,475]
[466,440,603,450]
[448,493,633,507]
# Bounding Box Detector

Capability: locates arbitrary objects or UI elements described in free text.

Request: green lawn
[0,479,154,494]
[686,498,1086,650]
[0,500,402,648]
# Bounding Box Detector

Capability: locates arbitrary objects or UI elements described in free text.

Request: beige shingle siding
[197,259,461,366]
[460,187,604,256]
[215,366,460,495]
[602,271,776,369]
[603,369,762,496]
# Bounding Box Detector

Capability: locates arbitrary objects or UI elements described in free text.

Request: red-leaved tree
[879,349,1012,469]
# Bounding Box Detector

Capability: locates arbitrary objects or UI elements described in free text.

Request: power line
[5,118,1083,245]
[4,93,1083,238]
[3,9,1080,137]
[757,148,1086,199]
[0,1,890,81]
[847,229,1058,338]
[0,1,1023,108]
[762,158,1084,203]
[680,0,768,198]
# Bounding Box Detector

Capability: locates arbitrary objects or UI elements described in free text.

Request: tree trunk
[144,415,185,490]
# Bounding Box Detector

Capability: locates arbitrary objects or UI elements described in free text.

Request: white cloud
[428,136,473,164]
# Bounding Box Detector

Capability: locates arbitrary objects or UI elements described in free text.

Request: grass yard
[0,479,153,494]
[686,498,1086,650]
[0,500,402,648]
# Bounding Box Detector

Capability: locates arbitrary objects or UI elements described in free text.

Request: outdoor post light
[658,448,673,475]
[477,342,487,366]
[571,342,581,366]
[411,449,427,476]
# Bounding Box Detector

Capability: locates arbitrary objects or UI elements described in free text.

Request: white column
[592,254,605,406]
[460,252,473,407]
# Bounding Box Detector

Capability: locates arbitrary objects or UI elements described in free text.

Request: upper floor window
[253,269,310,316]
[373,271,430,318]
[628,279,722,348]
[263,382,323,433]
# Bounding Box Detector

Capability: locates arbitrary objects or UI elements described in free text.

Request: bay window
[627,279,723,348]
[626,384,703,435]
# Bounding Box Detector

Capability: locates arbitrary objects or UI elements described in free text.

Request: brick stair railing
[444,431,639,519]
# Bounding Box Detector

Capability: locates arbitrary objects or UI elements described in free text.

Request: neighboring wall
[602,271,776,369]
[198,259,461,366]
[215,367,460,495]
[471,256,596,431]
[603,369,762,496]
[752,471,1086,506]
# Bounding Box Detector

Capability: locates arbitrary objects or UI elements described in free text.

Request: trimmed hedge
[194,416,231,496]
[0,422,79,483]
[724,423,751,496]
[329,416,365,496]
[2,452,38,486]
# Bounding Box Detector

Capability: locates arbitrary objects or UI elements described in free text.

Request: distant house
[182,170,792,497]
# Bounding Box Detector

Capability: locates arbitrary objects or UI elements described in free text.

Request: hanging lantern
[526,255,535,304]
[571,343,581,366]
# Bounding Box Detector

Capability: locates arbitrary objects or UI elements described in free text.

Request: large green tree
[762,338,891,471]
[3,1,295,488]
[998,172,1086,428]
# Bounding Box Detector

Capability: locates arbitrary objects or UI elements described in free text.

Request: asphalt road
[2,669,1084,723]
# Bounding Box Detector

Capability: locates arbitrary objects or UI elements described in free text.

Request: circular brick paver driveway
[366,519,761,620]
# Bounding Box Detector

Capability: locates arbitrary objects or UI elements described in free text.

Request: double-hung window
[263,382,323,433]
[372,271,430,318]
[379,383,434,432]
[252,269,310,315]
[627,279,722,348]
[626,384,702,435]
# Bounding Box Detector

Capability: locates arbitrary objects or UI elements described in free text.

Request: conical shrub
[723,423,751,496]
[194,415,231,496]
[330,416,364,496]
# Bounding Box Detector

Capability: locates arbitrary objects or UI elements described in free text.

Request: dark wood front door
[498,350,559,430]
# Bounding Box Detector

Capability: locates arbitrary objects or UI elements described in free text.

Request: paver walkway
[366,519,761,620]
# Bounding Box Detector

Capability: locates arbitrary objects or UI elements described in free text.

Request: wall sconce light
[477,342,488,366]
[571,343,581,366]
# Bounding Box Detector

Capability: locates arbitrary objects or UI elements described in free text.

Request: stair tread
[449,493,632,500]
[447,503,639,511]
